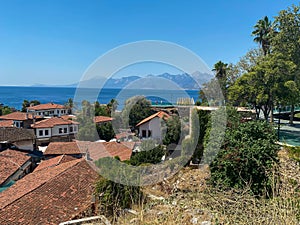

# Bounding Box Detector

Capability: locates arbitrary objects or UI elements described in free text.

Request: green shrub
[209,120,279,196]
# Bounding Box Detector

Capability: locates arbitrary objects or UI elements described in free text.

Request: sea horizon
[0,86,200,110]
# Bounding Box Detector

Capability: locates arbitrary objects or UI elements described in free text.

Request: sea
[0,86,200,110]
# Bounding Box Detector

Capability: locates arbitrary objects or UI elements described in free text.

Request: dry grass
[115,149,300,225]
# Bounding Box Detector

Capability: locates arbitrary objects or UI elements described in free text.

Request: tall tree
[252,16,276,56]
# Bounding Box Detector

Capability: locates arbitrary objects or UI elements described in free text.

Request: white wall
[36,128,51,138]
[138,117,164,142]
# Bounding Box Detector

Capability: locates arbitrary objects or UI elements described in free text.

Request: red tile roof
[0,127,35,143]
[31,117,78,128]
[136,111,169,127]
[61,115,76,121]
[0,150,31,185]
[94,116,113,124]
[77,141,133,161]
[27,103,66,111]
[0,159,98,224]
[44,142,82,155]
[0,112,37,121]
[35,155,77,171]
[0,120,14,128]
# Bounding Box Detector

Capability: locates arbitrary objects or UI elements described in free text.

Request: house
[0,159,98,225]
[0,127,36,151]
[31,117,79,145]
[136,111,170,142]
[94,116,113,125]
[43,142,83,159]
[0,111,41,128]
[82,141,133,161]
[0,149,33,187]
[27,102,68,118]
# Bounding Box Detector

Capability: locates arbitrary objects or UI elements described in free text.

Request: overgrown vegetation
[210,120,279,196]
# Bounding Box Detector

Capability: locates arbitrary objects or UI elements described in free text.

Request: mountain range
[32,72,212,90]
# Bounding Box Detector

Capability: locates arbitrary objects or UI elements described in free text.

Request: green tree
[122,96,154,128]
[283,80,300,124]
[163,115,181,146]
[65,98,73,114]
[128,145,165,166]
[76,100,98,141]
[97,122,115,142]
[21,99,40,112]
[213,60,229,100]
[210,120,279,196]
[252,16,276,56]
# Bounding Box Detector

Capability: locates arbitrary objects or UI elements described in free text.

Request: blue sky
[0,0,298,86]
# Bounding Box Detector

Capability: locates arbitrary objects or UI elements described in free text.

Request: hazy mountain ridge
[32,72,212,90]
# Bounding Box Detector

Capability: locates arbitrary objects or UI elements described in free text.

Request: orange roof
[61,115,76,121]
[77,141,133,161]
[0,150,31,185]
[31,117,78,128]
[0,159,98,224]
[0,120,14,128]
[94,116,113,123]
[35,155,77,171]
[27,103,66,111]
[44,142,82,155]
[0,112,36,121]
[136,111,169,127]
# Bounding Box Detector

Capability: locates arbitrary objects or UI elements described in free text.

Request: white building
[136,111,169,143]
[27,103,68,118]
[31,117,78,145]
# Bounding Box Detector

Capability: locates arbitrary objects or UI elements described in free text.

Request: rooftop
[0,149,31,186]
[31,117,78,128]
[0,159,98,224]
[0,120,14,128]
[44,142,82,155]
[0,111,38,121]
[35,155,78,171]
[27,103,66,111]
[0,127,35,143]
[94,116,113,124]
[136,111,170,127]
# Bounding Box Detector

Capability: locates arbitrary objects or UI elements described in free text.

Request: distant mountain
[32,72,213,90]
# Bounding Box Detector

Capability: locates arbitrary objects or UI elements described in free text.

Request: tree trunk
[270,104,274,123]
[290,104,295,125]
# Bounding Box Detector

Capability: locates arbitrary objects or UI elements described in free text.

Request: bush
[95,176,143,218]
[129,145,165,166]
[209,120,279,196]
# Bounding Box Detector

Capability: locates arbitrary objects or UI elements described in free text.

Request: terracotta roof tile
[0,127,35,143]
[0,112,36,121]
[77,141,133,161]
[0,159,98,224]
[94,116,113,123]
[61,115,76,121]
[136,111,169,127]
[27,103,66,111]
[44,142,82,155]
[0,120,14,128]
[35,155,77,171]
[0,150,31,185]
[31,117,78,128]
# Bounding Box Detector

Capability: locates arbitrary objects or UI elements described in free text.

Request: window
[39,130,43,136]
[148,130,152,137]
[59,128,63,134]
[142,130,147,138]
[74,126,77,132]
[45,130,49,136]
[70,126,73,132]
[64,128,68,133]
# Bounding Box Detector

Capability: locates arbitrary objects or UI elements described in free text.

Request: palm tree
[65,98,74,114]
[213,61,229,102]
[252,16,276,55]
